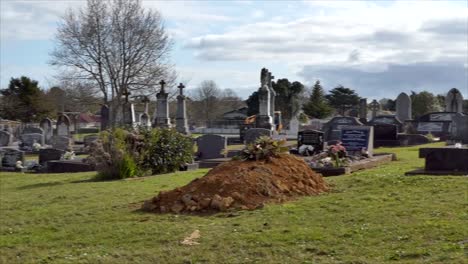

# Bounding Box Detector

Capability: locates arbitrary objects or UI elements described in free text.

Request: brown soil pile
[142,154,329,214]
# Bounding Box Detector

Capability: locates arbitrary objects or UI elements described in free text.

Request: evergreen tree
[0,76,53,122]
[325,85,360,115]
[302,80,332,119]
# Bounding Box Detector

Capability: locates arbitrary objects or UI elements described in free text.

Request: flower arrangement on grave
[32,142,42,152]
[238,136,288,161]
[15,161,24,170]
[309,142,349,168]
[63,151,76,160]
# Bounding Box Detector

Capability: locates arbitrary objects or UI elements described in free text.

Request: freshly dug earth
[142,154,329,214]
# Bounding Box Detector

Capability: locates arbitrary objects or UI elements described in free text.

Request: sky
[1,0,467,100]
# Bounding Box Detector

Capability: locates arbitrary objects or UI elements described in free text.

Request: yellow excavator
[244,111,283,132]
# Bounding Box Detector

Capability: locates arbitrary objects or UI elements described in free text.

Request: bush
[239,136,288,161]
[86,127,193,180]
[86,128,145,180]
[141,128,193,174]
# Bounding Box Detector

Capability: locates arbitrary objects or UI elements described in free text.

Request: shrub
[239,136,288,161]
[141,128,193,174]
[86,128,145,180]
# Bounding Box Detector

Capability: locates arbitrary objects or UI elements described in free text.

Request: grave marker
[340,126,374,156]
[196,134,227,159]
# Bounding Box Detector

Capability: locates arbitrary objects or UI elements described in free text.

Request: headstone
[122,102,136,126]
[445,88,464,113]
[154,80,171,128]
[39,148,65,164]
[20,133,44,149]
[23,127,43,135]
[297,130,324,152]
[369,115,403,132]
[1,148,24,169]
[196,134,227,159]
[451,113,468,144]
[83,135,99,147]
[176,83,190,134]
[244,128,272,144]
[255,68,273,130]
[369,100,380,119]
[323,116,363,142]
[100,104,110,130]
[373,124,399,147]
[50,135,72,151]
[40,118,53,144]
[56,114,71,136]
[396,92,412,121]
[0,131,11,146]
[140,113,150,128]
[239,124,255,142]
[359,98,367,123]
[340,126,374,156]
[288,116,300,136]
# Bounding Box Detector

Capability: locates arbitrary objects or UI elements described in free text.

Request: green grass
[1,143,467,263]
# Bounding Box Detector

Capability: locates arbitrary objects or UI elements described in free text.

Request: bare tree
[50,0,175,123]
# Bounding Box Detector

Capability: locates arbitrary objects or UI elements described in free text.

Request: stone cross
[369,100,380,119]
[154,80,171,128]
[159,80,166,93]
[176,83,189,134]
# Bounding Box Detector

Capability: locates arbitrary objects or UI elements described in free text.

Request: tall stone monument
[140,96,151,128]
[176,83,190,134]
[396,92,412,121]
[100,104,110,130]
[359,98,367,123]
[267,70,276,118]
[445,88,464,113]
[153,80,171,128]
[369,100,380,119]
[256,68,273,130]
[122,89,136,126]
[40,118,53,144]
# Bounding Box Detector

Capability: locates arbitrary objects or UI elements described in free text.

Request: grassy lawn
[0,143,466,263]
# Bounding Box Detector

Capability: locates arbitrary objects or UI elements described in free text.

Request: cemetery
[1,1,467,263]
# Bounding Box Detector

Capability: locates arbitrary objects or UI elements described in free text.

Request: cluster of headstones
[101,81,190,135]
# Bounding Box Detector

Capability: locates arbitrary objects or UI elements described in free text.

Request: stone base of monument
[308,153,394,177]
[46,160,94,173]
[179,163,199,171]
[375,140,401,148]
[197,158,231,169]
[405,146,468,176]
[398,134,430,146]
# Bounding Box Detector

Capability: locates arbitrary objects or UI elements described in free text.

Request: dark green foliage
[245,91,259,116]
[239,136,288,161]
[325,85,360,115]
[141,128,194,175]
[379,98,396,111]
[0,76,53,122]
[245,79,305,120]
[302,80,332,119]
[410,91,442,118]
[272,79,304,121]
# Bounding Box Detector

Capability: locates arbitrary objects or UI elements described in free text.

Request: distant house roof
[222,107,248,120]
[78,113,101,123]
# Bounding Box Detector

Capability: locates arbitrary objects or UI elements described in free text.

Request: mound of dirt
[142,154,329,214]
